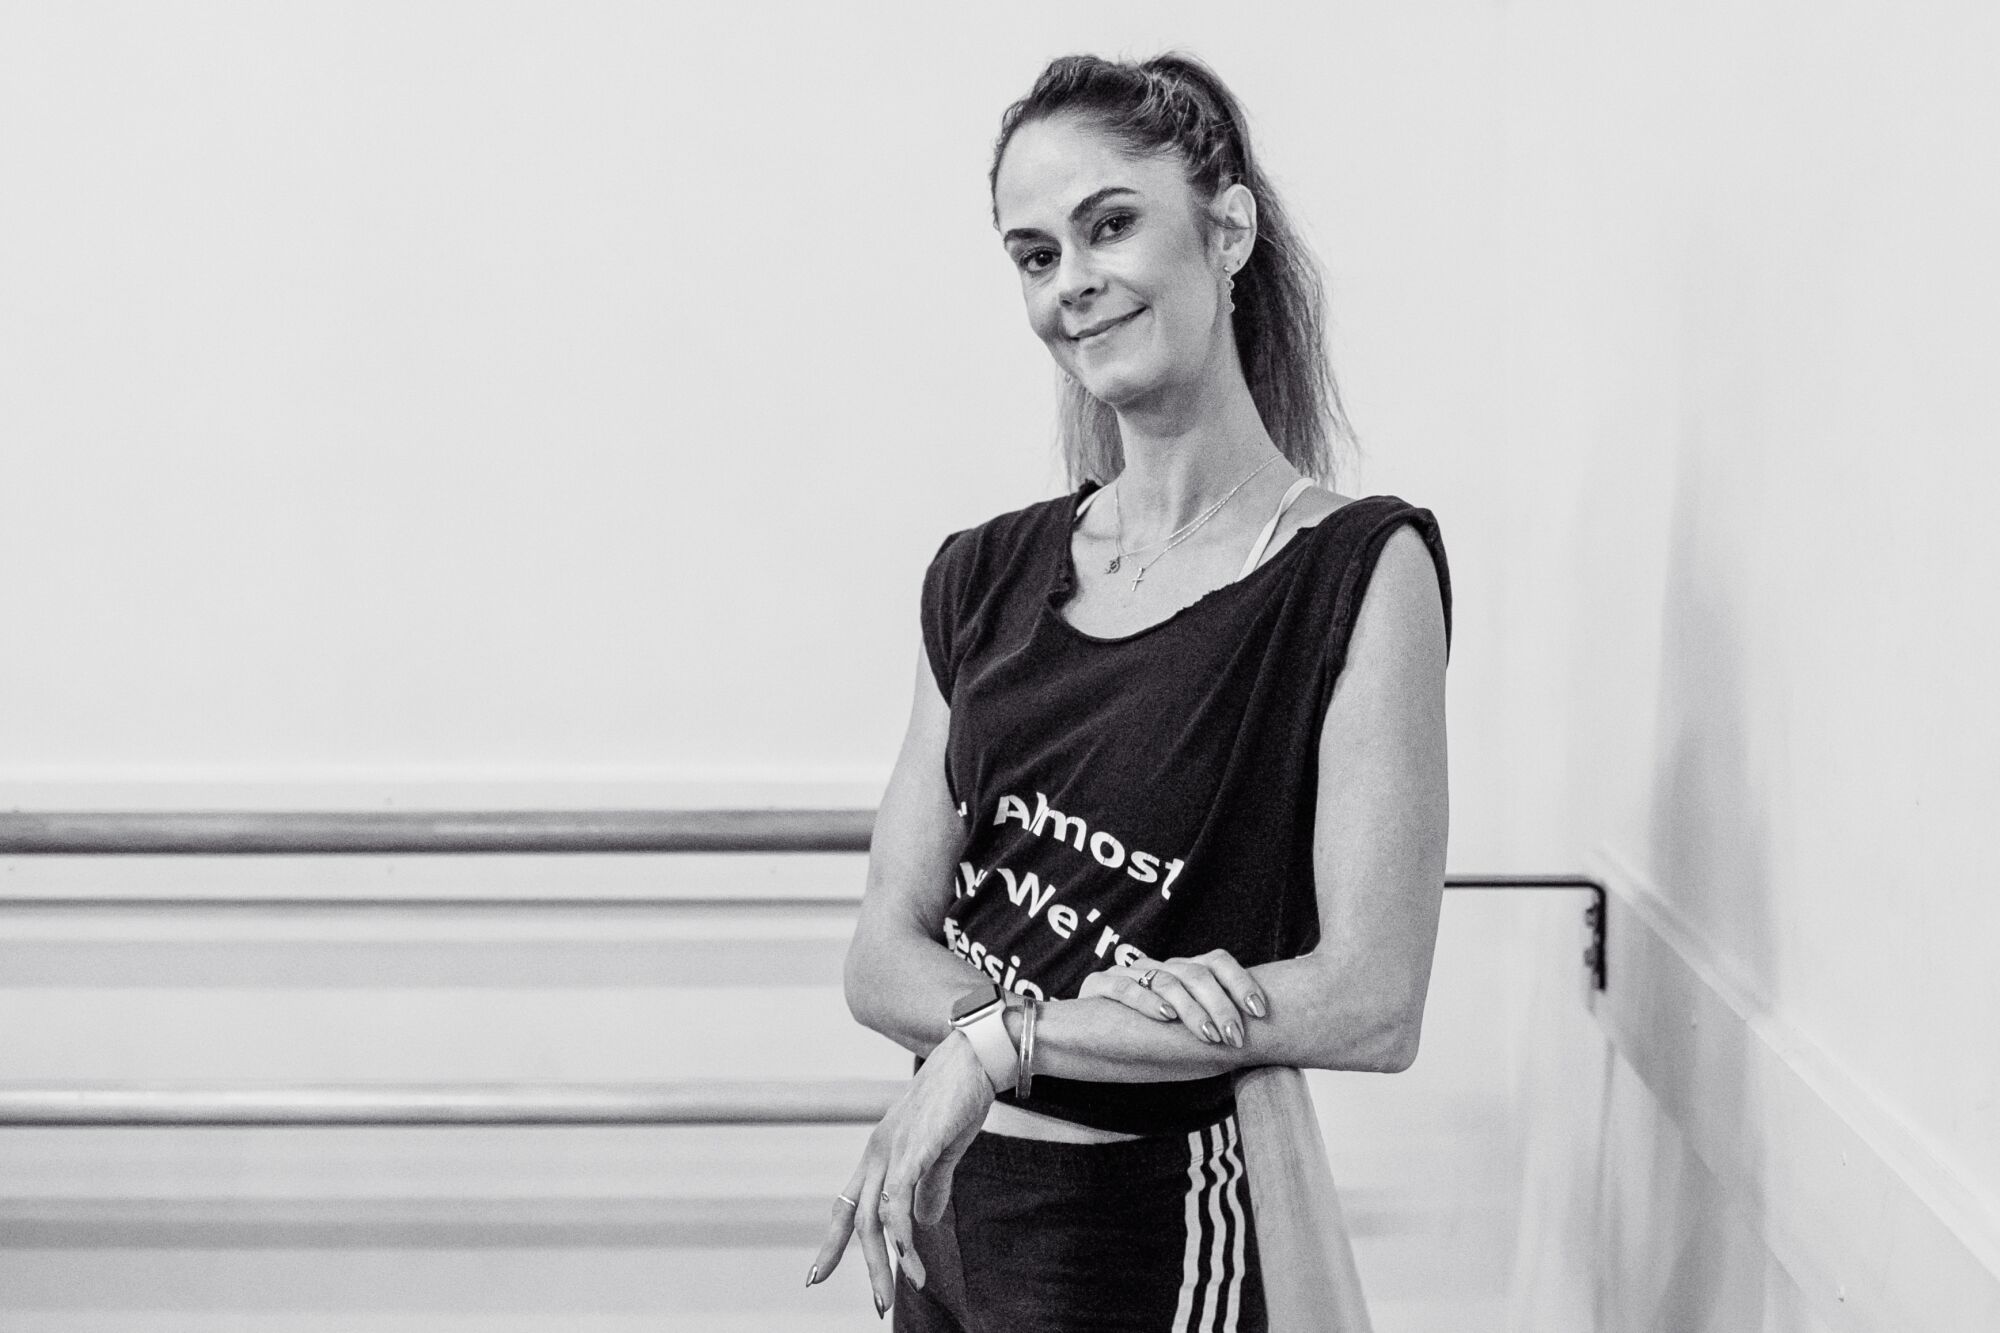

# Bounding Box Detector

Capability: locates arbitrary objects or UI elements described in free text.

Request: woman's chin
[1071,367,1153,408]
[1080,374,1160,410]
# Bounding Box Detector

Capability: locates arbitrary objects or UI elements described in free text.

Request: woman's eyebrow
[1001,186,1141,244]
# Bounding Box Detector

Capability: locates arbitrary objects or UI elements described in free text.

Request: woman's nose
[1055,251,1101,306]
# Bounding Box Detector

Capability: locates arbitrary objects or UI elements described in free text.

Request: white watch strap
[958,1002,1018,1094]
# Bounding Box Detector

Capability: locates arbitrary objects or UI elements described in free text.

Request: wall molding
[1591,845,2000,1332]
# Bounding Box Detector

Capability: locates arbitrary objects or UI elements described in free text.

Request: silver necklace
[1104,495,1204,570]
[1105,454,1276,572]
[1110,454,1280,591]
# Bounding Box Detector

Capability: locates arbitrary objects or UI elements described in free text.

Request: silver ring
[1139,967,1160,990]
[880,1191,892,1205]
[836,1193,858,1210]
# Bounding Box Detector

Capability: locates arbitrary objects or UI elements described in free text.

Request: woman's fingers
[812,1046,996,1316]
[1088,964,1162,1016]
[1090,957,1262,1045]
[879,1150,930,1291]
[852,1158,896,1316]
[1148,962,1246,1047]
[806,1161,871,1286]
[1099,972,1181,1021]
[1199,948,1268,1021]
[1083,968,1179,1022]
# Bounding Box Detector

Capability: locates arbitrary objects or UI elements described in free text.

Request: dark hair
[988,51,1356,489]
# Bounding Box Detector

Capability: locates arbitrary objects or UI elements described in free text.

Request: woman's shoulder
[1280,488,1444,562]
[1296,486,1440,548]
[1290,483,1360,529]
[1300,486,1436,525]
[1299,490,1452,653]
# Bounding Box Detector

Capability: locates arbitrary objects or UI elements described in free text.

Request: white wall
[0,0,1509,818]
[1496,5,2000,1330]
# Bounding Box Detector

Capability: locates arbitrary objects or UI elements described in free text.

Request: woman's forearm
[848,931,1419,1078]
[843,927,997,1058]
[1019,952,1418,1082]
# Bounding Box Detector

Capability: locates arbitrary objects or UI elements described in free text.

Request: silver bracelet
[1015,994,1038,1098]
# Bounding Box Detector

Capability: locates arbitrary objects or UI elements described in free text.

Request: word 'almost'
[993,790,1188,899]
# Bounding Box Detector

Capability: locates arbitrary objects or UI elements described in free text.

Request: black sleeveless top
[912,478,1453,1134]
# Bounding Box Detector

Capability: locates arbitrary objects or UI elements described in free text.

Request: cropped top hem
[912,1053,1237,1136]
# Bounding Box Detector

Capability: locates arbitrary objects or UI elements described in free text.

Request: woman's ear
[1210,180,1258,272]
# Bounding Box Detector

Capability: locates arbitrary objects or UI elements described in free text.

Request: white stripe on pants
[1169,1113,1249,1332]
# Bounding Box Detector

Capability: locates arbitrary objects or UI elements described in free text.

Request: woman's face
[993,114,1231,409]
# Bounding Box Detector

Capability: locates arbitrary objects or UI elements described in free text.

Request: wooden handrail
[0,1080,905,1127]
[0,808,1606,987]
[0,809,875,855]
[0,813,1607,1133]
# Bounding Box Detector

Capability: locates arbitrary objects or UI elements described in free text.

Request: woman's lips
[1072,308,1144,341]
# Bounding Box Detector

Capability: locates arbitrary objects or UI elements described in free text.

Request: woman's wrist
[950,983,1021,1092]
[941,1027,1002,1101]
[1021,994,1248,1083]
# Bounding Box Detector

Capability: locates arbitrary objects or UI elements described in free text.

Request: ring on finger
[836,1193,858,1210]
[1139,967,1160,990]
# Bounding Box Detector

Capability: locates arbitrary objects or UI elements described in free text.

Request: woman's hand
[1077,949,1269,1048]
[806,1027,996,1313]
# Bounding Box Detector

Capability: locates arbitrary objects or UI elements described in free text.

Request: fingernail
[1247,993,1266,1018]
[1158,1002,1175,1020]
[875,1293,887,1318]
[1201,1021,1221,1043]
[1226,1022,1243,1047]
[805,1263,819,1287]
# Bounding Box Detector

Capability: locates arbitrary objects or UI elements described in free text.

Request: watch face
[950,982,1001,1023]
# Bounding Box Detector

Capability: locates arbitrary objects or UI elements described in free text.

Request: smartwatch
[949,981,1019,1094]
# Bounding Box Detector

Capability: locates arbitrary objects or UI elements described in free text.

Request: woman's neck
[1109,374,1284,536]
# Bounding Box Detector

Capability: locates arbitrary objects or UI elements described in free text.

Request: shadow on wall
[1508,449,1784,1332]
[1622,440,1779,1328]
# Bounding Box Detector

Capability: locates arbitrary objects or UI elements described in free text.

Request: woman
[807,51,1451,1331]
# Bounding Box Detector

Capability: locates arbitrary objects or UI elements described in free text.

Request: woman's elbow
[842,937,883,1030]
[1329,999,1426,1074]
[1296,956,1426,1072]
[1374,1020,1422,1073]
[1376,990,1432,1072]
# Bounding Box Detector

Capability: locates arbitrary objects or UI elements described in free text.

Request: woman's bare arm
[1290,522,1450,1071]
[846,523,1448,1079]
[840,646,985,1054]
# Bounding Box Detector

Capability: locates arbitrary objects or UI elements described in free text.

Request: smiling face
[993,114,1238,410]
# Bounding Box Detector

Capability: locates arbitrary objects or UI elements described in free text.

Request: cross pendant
[1130,566,1146,590]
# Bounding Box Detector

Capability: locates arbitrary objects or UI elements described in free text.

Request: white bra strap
[1075,484,1106,521]
[1237,475,1316,578]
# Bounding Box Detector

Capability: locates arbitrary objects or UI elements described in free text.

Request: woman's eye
[1013,217,1128,274]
